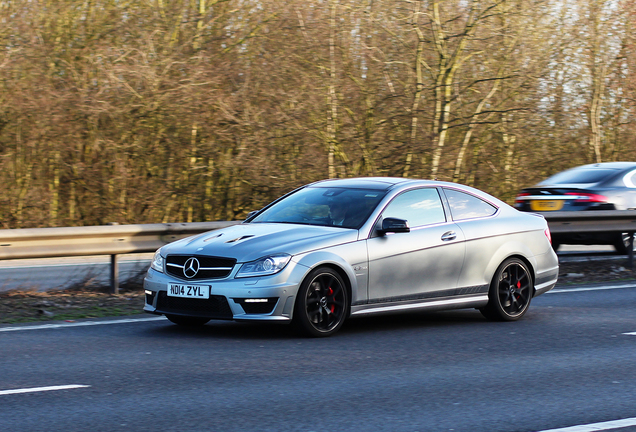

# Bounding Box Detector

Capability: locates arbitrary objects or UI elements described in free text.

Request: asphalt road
[2,283,636,432]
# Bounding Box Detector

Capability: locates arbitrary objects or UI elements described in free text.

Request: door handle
[441,231,456,241]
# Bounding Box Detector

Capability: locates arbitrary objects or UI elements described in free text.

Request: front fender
[292,241,367,305]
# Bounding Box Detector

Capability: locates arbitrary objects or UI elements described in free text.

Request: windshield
[539,168,618,185]
[250,187,387,229]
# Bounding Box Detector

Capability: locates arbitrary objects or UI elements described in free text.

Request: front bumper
[143,262,309,322]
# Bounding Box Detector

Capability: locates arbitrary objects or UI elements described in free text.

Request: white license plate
[167,284,210,299]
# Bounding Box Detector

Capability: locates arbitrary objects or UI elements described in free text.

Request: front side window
[444,189,497,221]
[381,188,446,228]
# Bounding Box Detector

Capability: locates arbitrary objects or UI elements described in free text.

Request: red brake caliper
[328,287,335,313]
[516,281,521,298]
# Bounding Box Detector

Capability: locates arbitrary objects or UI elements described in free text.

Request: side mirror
[245,210,259,221]
[378,217,410,235]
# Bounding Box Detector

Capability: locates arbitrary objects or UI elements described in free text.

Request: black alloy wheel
[166,314,210,327]
[614,233,636,255]
[480,258,533,321]
[293,267,349,337]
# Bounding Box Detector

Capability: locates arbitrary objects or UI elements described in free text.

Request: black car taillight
[515,192,530,204]
[564,192,608,203]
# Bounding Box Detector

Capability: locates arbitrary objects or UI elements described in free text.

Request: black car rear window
[539,169,618,185]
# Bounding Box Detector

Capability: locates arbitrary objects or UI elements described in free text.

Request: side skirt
[350,294,489,317]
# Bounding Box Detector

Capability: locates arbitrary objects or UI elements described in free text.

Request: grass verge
[0,271,146,324]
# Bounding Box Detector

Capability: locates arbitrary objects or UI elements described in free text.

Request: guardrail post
[629,233,634,269]
[110,254,119,295]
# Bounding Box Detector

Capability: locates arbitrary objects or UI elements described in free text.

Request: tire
[613,233,635,255]
[480,258,533,321]
[166,314,210,327]
[551,241,560,252]
[293,267,349,337]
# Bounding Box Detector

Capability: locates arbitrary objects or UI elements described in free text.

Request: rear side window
[539,168,618,185]
[444,189,497,221]
[382,188,446,228]
[622,169,636,188]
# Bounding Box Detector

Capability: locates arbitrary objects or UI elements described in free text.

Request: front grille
[155,292,233,319]
[165,255,236,280]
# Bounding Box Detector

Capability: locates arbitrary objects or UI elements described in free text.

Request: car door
[366,188,466,303]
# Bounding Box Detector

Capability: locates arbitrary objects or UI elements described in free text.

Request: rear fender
[483,241,538,288]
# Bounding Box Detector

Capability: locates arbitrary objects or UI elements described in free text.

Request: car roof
[305,177,505,205]
[529,162,636,188]
[308,177,416,190]
[570,162,636,171]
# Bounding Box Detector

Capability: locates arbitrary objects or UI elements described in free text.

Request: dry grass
[558,258,636,284]
[0,289,145,324]
[0,269,146,324]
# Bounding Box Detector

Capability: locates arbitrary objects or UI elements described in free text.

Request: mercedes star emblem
[183,257,200,278]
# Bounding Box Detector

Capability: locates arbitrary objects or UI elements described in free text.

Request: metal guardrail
[0,210,634,294]
[542,210,636,267]
[542,210,636,234]
[0,221,241,294]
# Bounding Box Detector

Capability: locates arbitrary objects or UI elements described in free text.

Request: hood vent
[203,233,224,242]
[225,235,255,244]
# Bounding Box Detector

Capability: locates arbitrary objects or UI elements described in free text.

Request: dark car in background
[515,162,636,253]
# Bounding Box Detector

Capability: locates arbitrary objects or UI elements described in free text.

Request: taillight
[544,228,552,244]
[564,192,608,203]
[515,193,530,204]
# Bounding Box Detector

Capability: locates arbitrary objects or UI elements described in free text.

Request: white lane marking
[548,283,636,294]
[537,416,636,431]
[623,332,636,336]
[0,385,91,396]
[0,317,165,332]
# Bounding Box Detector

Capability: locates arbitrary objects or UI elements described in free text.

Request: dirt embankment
[558,258,636,285]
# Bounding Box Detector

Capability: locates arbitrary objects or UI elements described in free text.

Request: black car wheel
[293,267,349,337]
[166,314,210,327]
[614,233,636,255]
[480,258,533,321]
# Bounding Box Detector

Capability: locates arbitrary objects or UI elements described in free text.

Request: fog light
[234,297,278,315]
[145,290,153,295]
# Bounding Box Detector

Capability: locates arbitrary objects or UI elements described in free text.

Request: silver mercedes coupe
[143,177,559,337]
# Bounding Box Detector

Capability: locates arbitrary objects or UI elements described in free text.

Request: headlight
[150,249,165,273]
[235,254,291,278]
